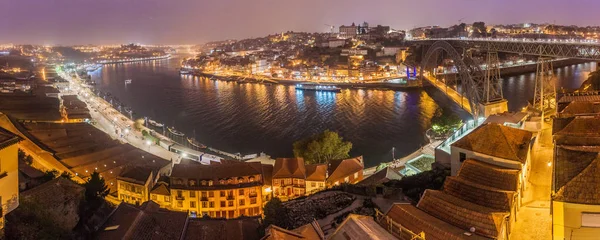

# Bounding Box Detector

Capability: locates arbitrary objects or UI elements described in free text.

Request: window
[228,201,234,207]
[239,199,245,206]
[582,213,600,227]
[220,191,225,197]
[344,176,350,183]
[219,179,225,184]
[319,182,324,187]
[201,180,206,186]
[228,190,233,197]
[190,201,196,208]
[220,201,226,207]
[177,201,183,208]
[189,179,196,186]
[239,189,244,195]
[190,191,196,198]
[201,191,207,198]
[209,191,214,197]
[202,201,207,208]
[208,180,213,186]
[250,198,257,204]
[165,196,170,202]
[311,182,316,187]
[177,190,183,197]
[151,195,157,200]
[459,152,467,162]
[209,201,214,208]
[354,172,358,179]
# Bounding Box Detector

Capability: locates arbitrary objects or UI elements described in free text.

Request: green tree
[18,149,34,165]
[293,130,352,164]
[83,171,109,202]
[431,108,462,135]
[263,197,290,229]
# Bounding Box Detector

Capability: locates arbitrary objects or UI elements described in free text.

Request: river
[89,56,597,168]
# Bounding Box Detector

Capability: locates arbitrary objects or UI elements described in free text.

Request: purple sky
[1,0,599,45]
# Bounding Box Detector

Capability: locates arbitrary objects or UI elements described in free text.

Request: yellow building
[168,161,266,219]
[117,167,156,205]
[272,158,307,200]
[305,164,327,195]
[552,115,600,239]
[0,127,20,232]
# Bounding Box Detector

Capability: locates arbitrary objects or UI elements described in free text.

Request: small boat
[179,69,191,74]
[125,79,132,84]
[295,83,341,92]
[167,127,185,137]
[187,137,207,149]
[148,119,164,128]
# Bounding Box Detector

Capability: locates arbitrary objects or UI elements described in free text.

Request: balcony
[249,192,258,198]
[226,195,235,200]
[176,196,185,200]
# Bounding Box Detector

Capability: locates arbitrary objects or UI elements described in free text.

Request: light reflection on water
[92,58,594,167]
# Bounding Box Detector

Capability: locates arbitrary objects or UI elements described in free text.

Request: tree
[430,108,462,136]
[579,69,600,91]
[472,22,487,37]
[83,171,109,202]
[263,198,290,229]
[18,149,34,165]
[293,130,352,164]
[133,118,145,132]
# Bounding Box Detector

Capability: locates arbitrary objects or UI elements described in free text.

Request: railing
[375,209,426,240]
[249,192,258,198]
[436,117,486,153]
[175,196,185,200]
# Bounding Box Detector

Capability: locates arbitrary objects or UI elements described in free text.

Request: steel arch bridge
[414,38,600,118]
[419,41,490,118]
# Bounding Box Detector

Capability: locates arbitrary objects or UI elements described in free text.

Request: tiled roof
[272,158,306,179]
[558,94,600,104]
[184,217,261,240]
[560,101,600,116]
[150,182,170,196]
[456,159,520,192]
[417,190,509,239]
[555,117,600,146]
[357,166,402,186]
[327,156,364,184]
[117,166,153,185]
[443,176,515,211]
[554,153,600,204]
[21,177,85,210]
[452,123,532,163]
[263,220,324,240]
[305,164,327,182]
[0,126,20,151]
[553,146,599,192]
[171,161,263,181]
[383,203,489,240]
[96,201,188,240]
[328,214,395,240]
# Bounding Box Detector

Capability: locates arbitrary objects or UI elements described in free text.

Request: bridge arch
[420,41,483,118]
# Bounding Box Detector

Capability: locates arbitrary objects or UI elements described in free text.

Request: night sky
[1,0,599,45]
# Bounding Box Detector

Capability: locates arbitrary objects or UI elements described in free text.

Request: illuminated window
[190,201,196,208]
[190,191,196,198]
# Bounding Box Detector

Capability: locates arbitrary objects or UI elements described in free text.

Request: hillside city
[0,19,600,240]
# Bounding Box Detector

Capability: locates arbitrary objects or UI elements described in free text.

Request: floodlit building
[0,127,20,233]
[168,161,266,218]
[271,157,364,200]
[339,23,358,39]
[117,166,167,205]
[450,123,534,177]
[552,105,600,239]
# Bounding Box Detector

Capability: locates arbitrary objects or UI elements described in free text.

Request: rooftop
[357,166,402,186]
[305,164,327,182]
[96,201,188,240]
[272,158,306,179]
[443,176,515,211]
[118,166,154,185]
[184,217,261,240]
[452,123,532,164]
[328,214,396,240]
[417,190,509,239]
[456,159,520,192]
[0,125,20,150]
[327,156,364,184]
[262,220,324,240]
[383,203,489,240]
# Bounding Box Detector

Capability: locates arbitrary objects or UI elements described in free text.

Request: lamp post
[392,147,396,161]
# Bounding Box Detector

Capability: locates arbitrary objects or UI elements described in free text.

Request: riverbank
[97,54,171,64]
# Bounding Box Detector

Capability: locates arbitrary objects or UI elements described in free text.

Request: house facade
[0,128,20,233]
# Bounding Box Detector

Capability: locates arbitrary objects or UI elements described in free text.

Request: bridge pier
[479,99,508,117]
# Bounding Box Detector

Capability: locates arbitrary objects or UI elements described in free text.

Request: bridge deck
[422,74,472,114]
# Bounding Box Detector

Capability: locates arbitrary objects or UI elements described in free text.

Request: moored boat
[295,83,341,92]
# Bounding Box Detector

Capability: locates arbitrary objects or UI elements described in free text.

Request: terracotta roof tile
[357,166,402,186]
[443,176,515,211]
[327,156,364,184]
[554,154,600,204]
[555,117,600,146]
[457,159,520,192]
[560,101,600,116]
[451,123,532,163]
[150,182,170,196]
[554,146,599,192]
[117,166,153,185]
[272,158,306,179]
[0,126,20,150]
[171,161,262,181]
[184,217,261,240]
[416,190,509,239]
[305,164,327,182]
[383,203,489,240]
[328,214,394,240]
[263,220,324,240]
